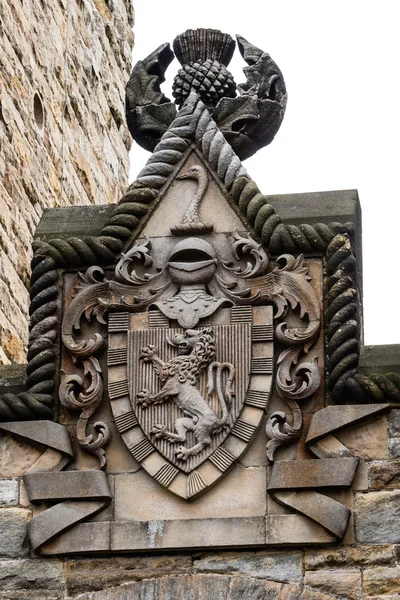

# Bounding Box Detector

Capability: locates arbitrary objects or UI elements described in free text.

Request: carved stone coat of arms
[60,148,321,501]
[1,29,386,556]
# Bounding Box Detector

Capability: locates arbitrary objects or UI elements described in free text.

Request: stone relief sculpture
[125,28,287,159]
[0,26,395,556]
[137,328,235,461]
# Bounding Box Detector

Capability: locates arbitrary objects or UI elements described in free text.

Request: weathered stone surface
[0,508,30,557]
[265,515,336,545]
[0,435,42,478]
[389,410,400,437]
[389,438,400,460]
[305,545,393,569]
[353,460,369,491]
[363,567,400,596]
[194,550,303,583]
[65,555,192,595]
[239,418,269,467]
[0,480,18,505]
[145,153,245,237]
[0,592,63,600]
[355,491,400,543]
[364,594,400,600]
[114,465,266,522]
[369,461,400,490]
[335,415,388,460]
[0,365,26,394]
[111,516,265,551]
[388,411,400,459]
[76,574,301,600]
[306,405,388,446]
[40,523,110,556]
[304,569,361,600]
[0,0,134,363]
[0,559,63,590]
[77,574,232,600]
[360,346,400,376]
[300,591,339,600]
[228,577,301,600]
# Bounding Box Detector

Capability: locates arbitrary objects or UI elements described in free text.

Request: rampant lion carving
[137,328,235,461]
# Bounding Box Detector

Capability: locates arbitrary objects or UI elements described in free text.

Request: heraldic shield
[108,304,273,499]
[102,144,320,501]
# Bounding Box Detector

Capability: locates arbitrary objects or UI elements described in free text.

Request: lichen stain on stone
[148,520,164,548]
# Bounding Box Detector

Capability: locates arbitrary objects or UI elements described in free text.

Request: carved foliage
[60,230,321,471]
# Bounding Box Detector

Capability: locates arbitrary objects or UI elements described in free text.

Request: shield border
[108,305,273,500]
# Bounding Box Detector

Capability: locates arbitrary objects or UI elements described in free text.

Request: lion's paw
[151,423,167,439]
[137,389,150,407]
[175,445,190,461]
[140,345,156,361]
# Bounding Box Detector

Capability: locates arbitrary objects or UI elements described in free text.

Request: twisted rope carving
[136,94,354,254]
[326,234,400,403]
[0,93,365,420]
[0,187,157,421]
[230,177,354,254]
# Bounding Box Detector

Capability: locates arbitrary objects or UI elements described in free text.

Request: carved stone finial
[126,29,287,159]
[173,28,236,67]
[172,29,237,108]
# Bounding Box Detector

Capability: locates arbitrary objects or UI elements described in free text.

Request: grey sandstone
[0,508,30,557]
[194,550,303,583]
[0,479,18,505]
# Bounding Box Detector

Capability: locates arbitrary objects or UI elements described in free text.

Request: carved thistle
[126,28,287,160]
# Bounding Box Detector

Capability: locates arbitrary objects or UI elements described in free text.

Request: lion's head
[168,328,214,355]
[165,328,216,383]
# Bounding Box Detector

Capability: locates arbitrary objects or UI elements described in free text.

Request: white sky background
[129,0,400,346]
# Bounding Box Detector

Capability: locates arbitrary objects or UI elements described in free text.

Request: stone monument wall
[0,0,134,364]
[1,401,400,598]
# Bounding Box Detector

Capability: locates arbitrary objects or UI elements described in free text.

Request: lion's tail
[207,361,236,429]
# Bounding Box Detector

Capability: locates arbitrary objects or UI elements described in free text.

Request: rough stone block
[304,569,361,600]
[355,491,400,543]
[364,596,400,600]
[64,555,192,595]
[0,436,42,478]
[0,559,64,590]
[0,593,64,600]
[0,480,18,505]
[353,460,369,491]
[389,410,400,437]
[228,577,301,600]
[389,438,400,460]
[74,573,302,600]
[305,545,393,569]
[363,567,400,596]
[0,508,30,557]
[369,461,400,490]
[76,574,232,600]
[194,550,303,583]
[300,591,340,600]
[335,415,388,460]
